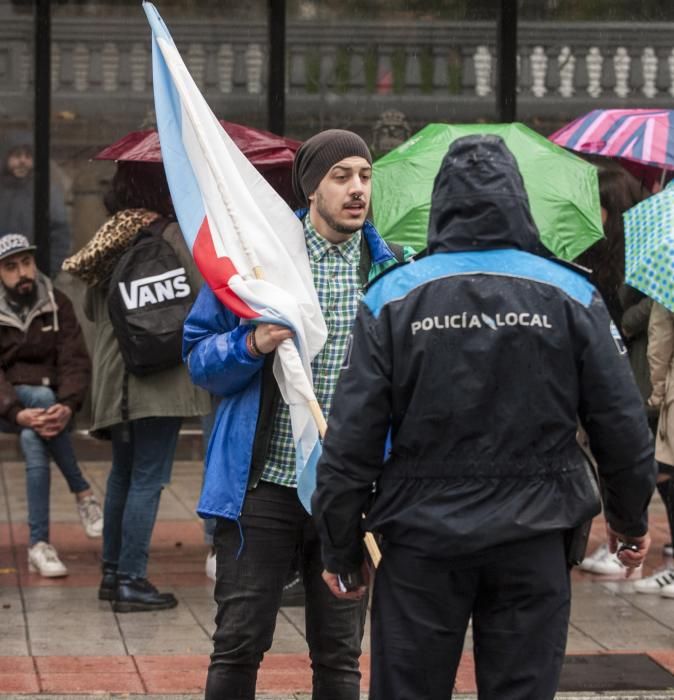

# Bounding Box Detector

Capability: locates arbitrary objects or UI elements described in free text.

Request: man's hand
[16,408,48,430]
[322,562,371,600]
[606,523,650,577]
[16,404,71,438]
[252,323,294,355]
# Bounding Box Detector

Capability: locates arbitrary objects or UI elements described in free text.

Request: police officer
[312,135,656,700]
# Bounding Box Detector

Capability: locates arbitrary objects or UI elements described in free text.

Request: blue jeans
[7,385,90,545]
[102,416,181,579]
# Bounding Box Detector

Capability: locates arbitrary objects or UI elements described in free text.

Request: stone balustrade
[3,16,674,127]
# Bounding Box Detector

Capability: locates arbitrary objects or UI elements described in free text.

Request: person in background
[184,129,412,700]
[63,163,210,612]
[636,301,674,597]
[0,233,102,578]
[576,161,657,579]
[0,133,71,277]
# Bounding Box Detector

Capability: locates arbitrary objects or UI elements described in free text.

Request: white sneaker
[633,568,674,594]
[579,544,610,573]
[663,542,673,558]
[77,495,103,538]
[28,542,68,578]
[579,543,642,578]
[205,551,216,582]
[661,582,674,599]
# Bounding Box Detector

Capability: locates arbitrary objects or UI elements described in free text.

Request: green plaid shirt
[261,218,363,487]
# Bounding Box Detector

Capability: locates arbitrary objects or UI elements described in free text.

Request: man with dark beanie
[183,129,413,700]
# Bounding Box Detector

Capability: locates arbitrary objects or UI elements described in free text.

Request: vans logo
[118,268,191,311]
[411,312,552,335]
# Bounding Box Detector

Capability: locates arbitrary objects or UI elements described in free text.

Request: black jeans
[205,481,367,700]
[370,531,570,700]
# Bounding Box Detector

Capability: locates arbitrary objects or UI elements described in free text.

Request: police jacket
[312,135,656,575]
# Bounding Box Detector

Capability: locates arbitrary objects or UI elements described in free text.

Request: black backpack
[107,218,193,376]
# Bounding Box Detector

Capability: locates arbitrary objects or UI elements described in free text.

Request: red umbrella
[94,120,300,169]
[94,121,302,206]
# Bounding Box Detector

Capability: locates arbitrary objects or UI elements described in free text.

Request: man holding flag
[184,129,409,700]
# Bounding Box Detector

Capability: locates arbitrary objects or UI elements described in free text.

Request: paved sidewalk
[1,447,673,697]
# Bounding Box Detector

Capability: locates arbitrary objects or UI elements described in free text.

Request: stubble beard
[315,192,364,236]
[3,279,36,307]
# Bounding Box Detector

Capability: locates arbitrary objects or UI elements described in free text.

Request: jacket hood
[427,135,543,255]
[63,208,160,286]
[0,271,58,332]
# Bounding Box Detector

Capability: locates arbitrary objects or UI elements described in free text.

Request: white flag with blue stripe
[143,2,327,510]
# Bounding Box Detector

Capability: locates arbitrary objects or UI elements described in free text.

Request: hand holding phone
[337,570,364,593]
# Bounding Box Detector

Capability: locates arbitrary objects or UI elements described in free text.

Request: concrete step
[0,428,206,462]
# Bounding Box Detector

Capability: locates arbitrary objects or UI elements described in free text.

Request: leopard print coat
[63,208,159,286]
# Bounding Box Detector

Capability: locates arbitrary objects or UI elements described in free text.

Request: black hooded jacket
[312,135,656,574]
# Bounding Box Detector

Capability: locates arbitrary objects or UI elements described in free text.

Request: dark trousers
[370,531,570,700]
[205,481,367,700]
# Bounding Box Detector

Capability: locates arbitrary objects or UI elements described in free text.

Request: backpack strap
[387,242,406,263]
[133,216,172,242]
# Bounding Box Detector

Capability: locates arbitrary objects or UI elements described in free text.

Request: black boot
[112,576,178,613]
[98,563,118,601]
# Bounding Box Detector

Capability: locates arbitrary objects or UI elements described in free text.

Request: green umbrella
[624,182,674,312]
[372,122,604,261]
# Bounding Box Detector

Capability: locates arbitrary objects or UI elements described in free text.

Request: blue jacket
[183,216,405,522]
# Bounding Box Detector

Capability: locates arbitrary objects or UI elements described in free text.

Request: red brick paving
[649,649,674,675]
[39,672,145,694]
[34,656,137,674]
[454,653,477,693]
[0,672,40,693]
[0,486,669,694]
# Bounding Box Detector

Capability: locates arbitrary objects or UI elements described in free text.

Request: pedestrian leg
[13,386,91,494]
[205,482,302,700]
[115,417,181,578]
[369,544,475,700]
[472,532,570,700]
[19,426,51,545]
[302,517,366,700]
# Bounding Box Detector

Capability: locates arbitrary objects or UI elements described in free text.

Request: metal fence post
[497,0,518,123]
[34,0,51,274]
[267,0,286,136]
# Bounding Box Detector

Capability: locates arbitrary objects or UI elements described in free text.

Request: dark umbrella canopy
[94,121,300,169]
[94,121,302,206]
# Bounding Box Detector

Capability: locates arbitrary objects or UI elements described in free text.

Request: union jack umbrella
[550,109,674,188]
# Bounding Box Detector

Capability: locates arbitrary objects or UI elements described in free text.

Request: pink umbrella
[550,109,674,189]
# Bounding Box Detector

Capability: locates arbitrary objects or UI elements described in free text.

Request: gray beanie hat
[292,129,372,206]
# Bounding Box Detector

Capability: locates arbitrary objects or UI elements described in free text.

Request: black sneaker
[98,563,118,601]
[112,576,178,613]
